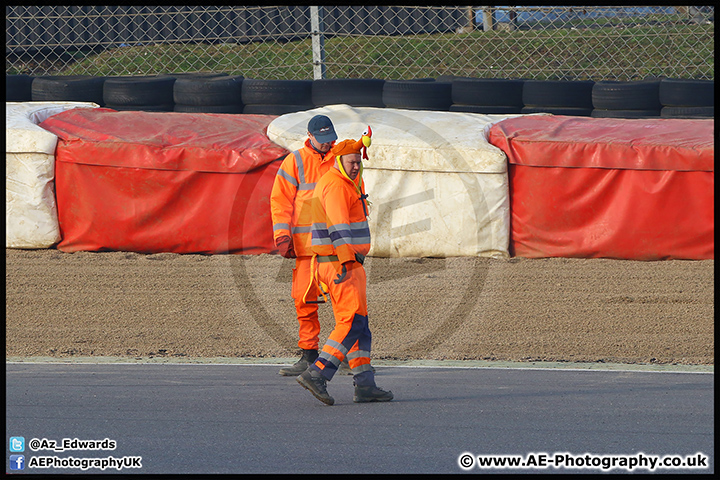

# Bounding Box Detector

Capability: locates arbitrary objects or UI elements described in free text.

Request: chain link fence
[6,5,714,81]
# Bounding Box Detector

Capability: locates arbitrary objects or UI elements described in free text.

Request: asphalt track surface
[5,361,714,474]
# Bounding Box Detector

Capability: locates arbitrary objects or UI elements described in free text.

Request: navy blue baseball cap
[307,114,337,143]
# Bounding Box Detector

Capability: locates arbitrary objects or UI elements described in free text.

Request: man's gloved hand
[334,262,351,284]
[354,253,365,265]
[276,235,296,259]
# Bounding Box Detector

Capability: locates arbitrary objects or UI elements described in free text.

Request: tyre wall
[488,115,714,260]
[6,77,715,260]
[267,104,516,258]
[38,108,289,254]
[8,74,713,119]
[6,101,99,249]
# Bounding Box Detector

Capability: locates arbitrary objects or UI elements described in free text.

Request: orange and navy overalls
[307,166,375,384]
[270,138,335,351]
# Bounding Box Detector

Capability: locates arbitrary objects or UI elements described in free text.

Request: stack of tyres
[659,78,714,118]
[31,75,105,105]
[450,78,524,114]
[312,79,385,108]
[382,80,452,111]
[6,74,34,101]
[591,80,662,118]
[241,79,314,115]
[103,75,177,112]
[521,80,594,116]
[173,74,245,114]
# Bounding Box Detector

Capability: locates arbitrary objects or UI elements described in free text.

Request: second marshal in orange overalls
[295,130,393,405]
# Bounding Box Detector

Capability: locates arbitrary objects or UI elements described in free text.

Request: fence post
[482,6,494,32]
[456,6,475,33]
[310,6,326,80]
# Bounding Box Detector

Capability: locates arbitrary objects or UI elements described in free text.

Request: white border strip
[5,356,713,374]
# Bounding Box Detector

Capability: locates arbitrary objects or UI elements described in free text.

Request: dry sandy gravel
[5,248,714,366]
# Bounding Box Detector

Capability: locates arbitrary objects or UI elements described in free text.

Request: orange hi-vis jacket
[270,139,336,257]
[310,167,371,263]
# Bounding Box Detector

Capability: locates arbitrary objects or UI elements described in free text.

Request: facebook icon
[10,454,25,470]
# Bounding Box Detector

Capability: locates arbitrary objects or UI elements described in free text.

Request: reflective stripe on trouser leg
[291,256,320,350]
[312,313,371,381]
[311,261,371,381]
[347,348,375,386]
[347,349,373,373]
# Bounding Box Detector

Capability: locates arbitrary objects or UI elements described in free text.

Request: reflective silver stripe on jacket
[293,150,317,191]
[328,221,371,246]
[291,225,312,234]
[311,221,332,246]
[276,168,298,187]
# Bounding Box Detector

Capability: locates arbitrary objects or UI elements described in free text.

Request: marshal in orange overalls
[307,137,375,385]
[270,138,336,351]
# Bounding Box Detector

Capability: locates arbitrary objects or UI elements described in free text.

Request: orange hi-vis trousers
[309,259,374,382]
[291,256,321,351]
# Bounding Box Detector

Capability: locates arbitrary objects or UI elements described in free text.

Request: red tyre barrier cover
[40,108,289,254]
[487,115,714,260]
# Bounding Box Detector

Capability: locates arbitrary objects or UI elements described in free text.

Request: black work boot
[353,383,393,403]
[278,349,318,376]
[297,369,334,405]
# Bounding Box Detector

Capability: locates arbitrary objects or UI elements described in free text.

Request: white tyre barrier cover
[267,104,524,258]
[6,101,99,248]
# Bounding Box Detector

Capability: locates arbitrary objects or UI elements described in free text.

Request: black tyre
[242,104,315,115]
[522,80,594,108]
[521,106,593,116]
[173,75,243,106]
[31,75,106,104]
[450,104,522,114]
[7,74,34,101]
[436,74,474,83]
[591,109,661,118]
[435,75,455,83]
[174,104,244,114]
[241,79,312,105]
[452,78,524,107]
[162,72,228,79]
[660,106,714,118]
[312,79,385,107]
[382,80,452,110]
[592,80,661,110]
[105,103,175,112]
[659,78,714,107]
[103,76,177,106]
